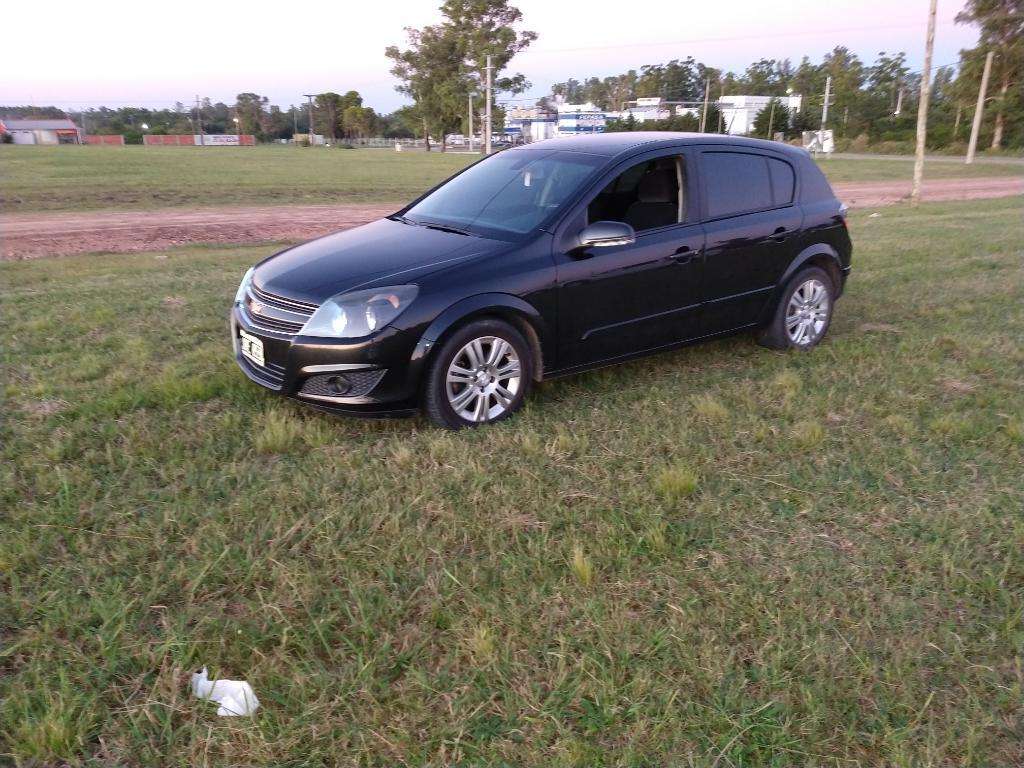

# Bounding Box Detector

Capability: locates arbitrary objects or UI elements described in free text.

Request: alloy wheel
[786,278,830,346]
[445,336,522,423]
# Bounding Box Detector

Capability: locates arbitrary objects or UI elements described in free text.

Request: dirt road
[3,176,1021,260]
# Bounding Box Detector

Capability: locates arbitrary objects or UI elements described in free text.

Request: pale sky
[3,0,978,113]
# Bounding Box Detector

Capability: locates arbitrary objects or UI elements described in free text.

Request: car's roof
[508,132,809,160]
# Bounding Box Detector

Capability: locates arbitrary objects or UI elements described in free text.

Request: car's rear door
[553,148,705,370]
[696,149,803,334]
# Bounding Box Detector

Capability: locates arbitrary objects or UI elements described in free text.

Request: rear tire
[757,266,835,350]
[423,318,534,429]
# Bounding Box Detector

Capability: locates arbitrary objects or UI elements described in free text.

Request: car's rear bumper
[231,305,422,417]
[838,264,851,297]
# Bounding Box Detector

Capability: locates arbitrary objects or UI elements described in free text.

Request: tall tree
[957,0,1023,148]
[386,0,535,150]
[442,0,536,97]
[235,93,270,137]
[386,24,463,150]
[343,106,377,138]
[314,93,344,140]
[752,99,791,138]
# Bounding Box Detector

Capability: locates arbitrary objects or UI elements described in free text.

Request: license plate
[239,329,265,367]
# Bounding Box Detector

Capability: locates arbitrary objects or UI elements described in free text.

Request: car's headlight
[300,285,418,338]
[234,267,255,304]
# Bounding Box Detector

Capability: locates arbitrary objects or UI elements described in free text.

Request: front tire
[423,318,534,429]
[758,266,835,350]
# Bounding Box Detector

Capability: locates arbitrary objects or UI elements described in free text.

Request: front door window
[587,156,686,232]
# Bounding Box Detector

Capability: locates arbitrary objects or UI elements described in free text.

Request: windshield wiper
[387,214,419,226]
[419,221,472,236]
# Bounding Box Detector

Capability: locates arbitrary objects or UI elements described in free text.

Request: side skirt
[542,322,760,381]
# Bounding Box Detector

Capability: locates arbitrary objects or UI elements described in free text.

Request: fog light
[326,375,352,396]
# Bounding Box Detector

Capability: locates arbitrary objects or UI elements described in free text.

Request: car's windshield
[404,150,605,239]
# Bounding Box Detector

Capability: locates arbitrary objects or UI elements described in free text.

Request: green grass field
[2,197,1022,766]
[2,145,1021,214]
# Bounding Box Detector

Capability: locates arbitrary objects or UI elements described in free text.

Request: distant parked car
[232,133,852,428]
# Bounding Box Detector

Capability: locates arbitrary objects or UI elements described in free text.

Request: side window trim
[697,148,796,223]
[675,156,685,224]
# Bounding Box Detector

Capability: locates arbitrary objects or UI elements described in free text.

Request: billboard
[143,134,256,146]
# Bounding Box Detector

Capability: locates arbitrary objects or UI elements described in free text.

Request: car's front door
[554,150,705,370]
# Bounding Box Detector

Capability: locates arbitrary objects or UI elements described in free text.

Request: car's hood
[253,218,500,305]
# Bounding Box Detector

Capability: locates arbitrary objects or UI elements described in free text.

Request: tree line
[552,0,1021,150]
[1,93,417,145]
[4,0,1018,151]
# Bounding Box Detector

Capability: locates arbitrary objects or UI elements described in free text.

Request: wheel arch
[760,244,843,325]
[410,294,548,389]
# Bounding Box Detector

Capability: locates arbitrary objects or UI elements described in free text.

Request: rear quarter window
[799,157,836,203]
[768,158,795,206]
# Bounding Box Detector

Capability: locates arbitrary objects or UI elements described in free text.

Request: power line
[523,19,961,56]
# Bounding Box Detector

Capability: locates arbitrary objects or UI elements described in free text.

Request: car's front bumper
[230,305,422,417]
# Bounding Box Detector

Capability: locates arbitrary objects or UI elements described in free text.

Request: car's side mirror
[575,221,636,253]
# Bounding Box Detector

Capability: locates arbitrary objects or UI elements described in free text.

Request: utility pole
[699,78,710,133]
[195,95,204,145]
[820,75,832,132]
[292,106,298,140]
[468,93,474,153]
[766,99,777,139]
[911,0,938,206]
[303,94,316,147]
[717,84,725,133]
[484,55,493,155]
[965,50,993,165]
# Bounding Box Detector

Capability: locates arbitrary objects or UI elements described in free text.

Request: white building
[556,102,606,135]
[611,97,673,123]
[505,107,557,143]
[0,118,82,144]
[718,95,803,136]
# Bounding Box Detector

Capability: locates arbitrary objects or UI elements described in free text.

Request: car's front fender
[403,293,549,396]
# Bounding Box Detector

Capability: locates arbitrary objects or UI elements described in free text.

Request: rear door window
[702,152,774,219]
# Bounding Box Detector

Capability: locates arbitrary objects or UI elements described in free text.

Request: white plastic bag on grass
[191,667,260,716]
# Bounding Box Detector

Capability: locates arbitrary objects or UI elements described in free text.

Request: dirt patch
[940,379,977,396]
[2,203,396,260]
[859,323,902,334]
[20,399,69,417]
[835,176,1023,208]
[2,177,1020,261]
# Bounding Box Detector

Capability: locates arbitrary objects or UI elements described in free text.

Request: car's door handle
[769,226,789,242]
[670,245,695,264]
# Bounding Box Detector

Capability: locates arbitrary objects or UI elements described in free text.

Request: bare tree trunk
[990,74,1008,150]
[423,118,431,152]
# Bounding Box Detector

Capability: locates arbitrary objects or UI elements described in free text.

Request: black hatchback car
[231,133,851,428]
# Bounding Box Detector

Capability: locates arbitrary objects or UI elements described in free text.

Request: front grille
[251,283,318,314]
[240,355,287,390]
[243,284,317,336]
[299,370,386,400]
